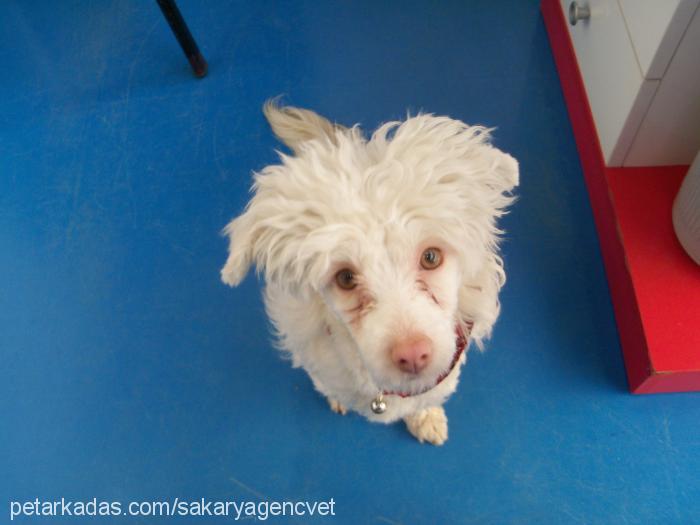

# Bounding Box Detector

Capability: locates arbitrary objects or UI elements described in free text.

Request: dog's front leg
[404,406,448,445]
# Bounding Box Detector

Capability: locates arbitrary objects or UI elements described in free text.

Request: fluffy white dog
[221,102,518,445]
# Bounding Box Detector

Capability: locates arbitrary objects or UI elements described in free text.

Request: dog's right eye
[420,247,443,270]
[335,269,357,290]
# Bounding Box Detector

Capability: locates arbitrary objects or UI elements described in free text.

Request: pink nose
[390,336,433,374]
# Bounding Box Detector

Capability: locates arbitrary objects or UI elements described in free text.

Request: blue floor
[2,1,699,524]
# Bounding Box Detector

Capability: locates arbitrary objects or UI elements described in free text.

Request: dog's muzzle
[370,322,473,414]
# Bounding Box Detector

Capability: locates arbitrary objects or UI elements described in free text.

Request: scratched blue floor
[2,1,699,524]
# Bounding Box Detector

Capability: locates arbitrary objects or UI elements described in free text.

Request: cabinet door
[562,0,658,166]
[624,4,700,167]
[618,0,695,80]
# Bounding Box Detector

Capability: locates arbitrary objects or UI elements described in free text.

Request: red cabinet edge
[540,0,700,394]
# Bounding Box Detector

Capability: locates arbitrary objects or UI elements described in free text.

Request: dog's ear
[220,215,251,286]
[263,99,345,154]
[485,147,519,195]
[220,185,301,287]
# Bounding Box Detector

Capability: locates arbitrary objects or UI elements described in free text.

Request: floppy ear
[220,211,255,286]
[488,148,519,194]
[465,140,519,216]
[220,179,307,288]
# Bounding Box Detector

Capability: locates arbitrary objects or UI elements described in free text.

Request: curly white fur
[221,101,518,444]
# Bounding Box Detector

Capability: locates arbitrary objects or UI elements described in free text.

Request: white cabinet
[618,0,694,79]
[562,0,700,167]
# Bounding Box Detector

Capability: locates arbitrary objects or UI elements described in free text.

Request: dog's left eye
[420,248,443,270]
[335,269,357,290]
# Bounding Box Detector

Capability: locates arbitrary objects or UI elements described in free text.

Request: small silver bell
[371,394,387,414]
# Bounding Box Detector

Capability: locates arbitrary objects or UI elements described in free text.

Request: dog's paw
[404,407,448,445]
[328,398,348,415]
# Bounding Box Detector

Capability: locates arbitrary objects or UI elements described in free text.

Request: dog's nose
[390,336,433,374]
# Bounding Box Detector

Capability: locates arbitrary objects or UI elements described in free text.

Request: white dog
[221,102,518,445]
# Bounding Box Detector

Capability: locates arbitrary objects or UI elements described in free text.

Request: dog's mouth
[381,322,472,398]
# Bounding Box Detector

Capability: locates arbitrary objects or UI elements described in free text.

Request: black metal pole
[156,0,208,78]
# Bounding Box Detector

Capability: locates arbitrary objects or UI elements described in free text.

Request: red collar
[382,322,472,398]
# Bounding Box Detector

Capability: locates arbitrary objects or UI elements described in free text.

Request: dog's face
[320,228,463,394]
[221,107,518,394]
